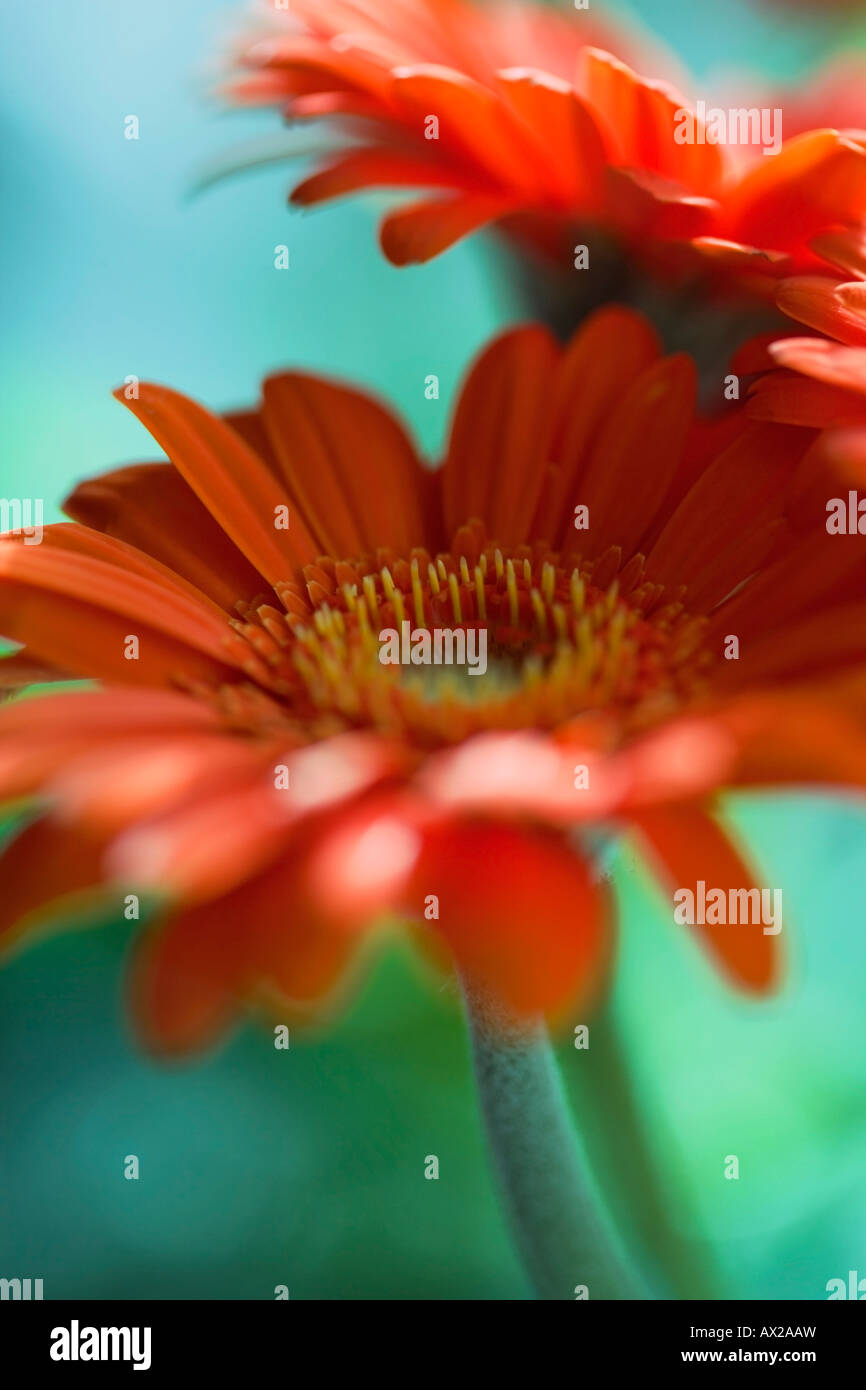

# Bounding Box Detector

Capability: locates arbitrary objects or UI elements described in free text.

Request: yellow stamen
[447,571,463,624]
[474,564,487,622]
[505,559,519,628]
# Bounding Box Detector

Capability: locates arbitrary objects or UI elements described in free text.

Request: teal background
[1,0,865,1299]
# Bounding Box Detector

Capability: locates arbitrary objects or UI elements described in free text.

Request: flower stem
[463,983,642,1300]
[567,996,727,1299]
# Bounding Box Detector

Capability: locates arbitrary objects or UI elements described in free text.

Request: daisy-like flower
[2,305,865,1065]
[225,0,866,287]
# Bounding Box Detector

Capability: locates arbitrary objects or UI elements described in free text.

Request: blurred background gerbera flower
[223,0,866,296]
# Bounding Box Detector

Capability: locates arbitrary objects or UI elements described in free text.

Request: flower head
[226,0,866,289]
[2,308,865,1053]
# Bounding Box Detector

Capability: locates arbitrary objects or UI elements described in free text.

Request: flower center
[218,524,715,749]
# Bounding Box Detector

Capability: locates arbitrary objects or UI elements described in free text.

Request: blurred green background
[1,0,865,1299]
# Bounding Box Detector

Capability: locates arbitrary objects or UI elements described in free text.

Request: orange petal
[730,331,783,375]
[748,370,866,428]
[578,49,725,197]
[631,803,780,992]
[535,305,661,544]
[0,687,224,807]
[106,774,299,904]
[36,521,234,614]
[725,130,866,255]
[810,228,866,280]
[442,324,559,542]
[260,373,434,556]
[647,423,809,610]
[688,236,790,277]
[107,732,405,902]
[404,820,612,1020]
[291,148,480,205]
[720,601,866,684]
[0,817,110,958]
[574,353,697,560]
[129,848,360,1056]
[128,897,246,1056]
[419,730,624,822]
[46,734,277,835]
[390,65,535,192]
[720,691,866,789]
[769,336,866,398]
[0,685,222,737]
[617,718,736,809]
[604,166,717,241]
[128,794,406,1055]
[116,384,319,582]
[0,535,247,688]
[785,428,866,533]
[496,70,606,209]
[64,462,267,610]
[775,277,866,348]
[300,793,421,926]
[709,523,866,646]
[379,192,515,264]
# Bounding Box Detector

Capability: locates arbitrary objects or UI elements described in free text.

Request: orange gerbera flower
[2,307,866,1056]
[225,0,866,288]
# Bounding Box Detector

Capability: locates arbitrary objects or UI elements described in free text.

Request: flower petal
[404,820,612,1020]
[0,533,248,688]
[573,353,697,560]
[260,373,435,556]
[116,384,319,582]
[441,324,559,541]
[725,130,866,255]
[64,463,267,610]
[0,818,110,958]
[631,804,780,992]
[379,192,516,264]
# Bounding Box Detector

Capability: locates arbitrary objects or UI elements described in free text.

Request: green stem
[567,995,727,1300]
[463,983,642,1301]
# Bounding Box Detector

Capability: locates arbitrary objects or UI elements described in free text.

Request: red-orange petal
[0,817,110,957]
[64,462,267,611]
[0,534,247,688]
[574,352,697,560]
[379,192,515,264]
[441,324,560,541]
[775,277,866,348]
[631,803,780,992]
[260,372,433,556]
[116,384,319,581]
[404,820,612,1021]
[725,130,866,254]
[292,148,480,205]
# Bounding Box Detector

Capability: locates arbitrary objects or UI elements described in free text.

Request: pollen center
[220,524,714,748]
